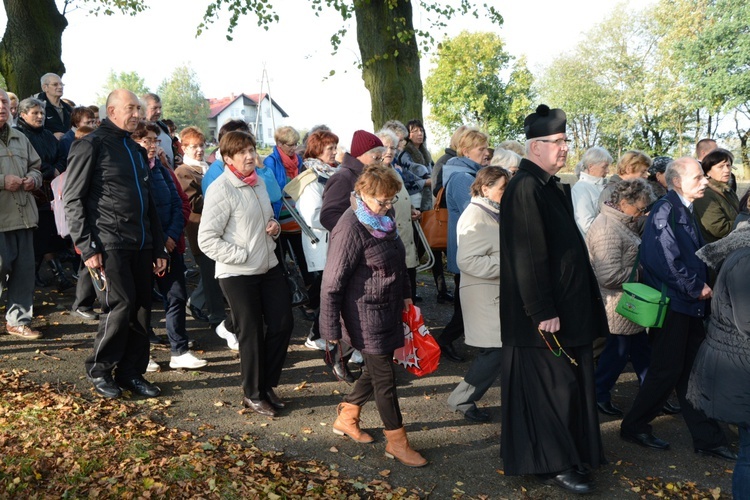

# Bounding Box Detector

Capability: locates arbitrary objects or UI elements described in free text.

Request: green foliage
[424,31,533,144]
[538,4,696,158]
[157,65,209,135]
[97,70,149,105]
[61,0,148,16]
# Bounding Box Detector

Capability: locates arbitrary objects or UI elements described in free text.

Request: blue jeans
[595,331,650,403]
[735,425,750,499]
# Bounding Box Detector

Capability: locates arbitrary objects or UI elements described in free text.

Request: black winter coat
[499,158,608,347]
[64,119,166,262]
[14,118,66,209]
[319,153,365,232]
[688,246,750,427]
[319,209,410,355]
[36,92,72,135]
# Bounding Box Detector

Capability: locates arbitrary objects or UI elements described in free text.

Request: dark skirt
[500,344,605,476]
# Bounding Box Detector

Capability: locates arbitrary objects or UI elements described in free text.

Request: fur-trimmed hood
[696,225,750,270]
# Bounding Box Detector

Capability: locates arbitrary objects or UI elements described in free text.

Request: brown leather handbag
[419,187,449,251]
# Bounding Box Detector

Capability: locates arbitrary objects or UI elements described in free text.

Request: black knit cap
[524,104,567,139]
[649,156,672,176]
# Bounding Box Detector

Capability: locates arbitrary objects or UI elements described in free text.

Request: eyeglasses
[635,205,647,215]
[284,142,299,148]
[372,195,398,208]
[140,139,161,146]
[536,138,572,147]
[368,153,384,163]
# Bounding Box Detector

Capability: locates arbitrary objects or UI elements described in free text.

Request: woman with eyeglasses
[175,126,227,329]
[694,148,740,244]
[586,179,655,417]
[132,121,207,371]
[320,164,426,468]
[264,126,313,314]
[438,128,490,362]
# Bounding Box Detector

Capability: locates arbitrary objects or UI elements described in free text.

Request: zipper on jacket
[124,138,146,249]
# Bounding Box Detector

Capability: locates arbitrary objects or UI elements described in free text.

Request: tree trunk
[0,0,67,98]
[354,1,422,130]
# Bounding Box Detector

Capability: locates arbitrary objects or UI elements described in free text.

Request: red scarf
[279,147,299,180]
[226,163,258,186]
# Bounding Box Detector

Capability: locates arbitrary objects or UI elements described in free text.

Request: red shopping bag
[393,304,441,376]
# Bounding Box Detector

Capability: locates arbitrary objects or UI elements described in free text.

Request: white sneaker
[146,357,160,373]
[350,350,364,365]
[304,336,329,351]
[169,351,208,370]
[215,321,239,351]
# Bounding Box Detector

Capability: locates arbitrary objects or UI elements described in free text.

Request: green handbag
[615,248,670,329]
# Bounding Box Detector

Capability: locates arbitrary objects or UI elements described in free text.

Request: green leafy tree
[157,65,209,134]
[97,70,149,104]
[669,0,750,174]
[423,31,534,144]
[198,1,502,129]
[0,0,146,98]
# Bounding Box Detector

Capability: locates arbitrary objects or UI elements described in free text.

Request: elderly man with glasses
[499,105,608,494]
[36,73,72,139]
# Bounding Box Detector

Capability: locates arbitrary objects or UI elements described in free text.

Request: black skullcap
[649,156,672,176]
[524,104,567,139]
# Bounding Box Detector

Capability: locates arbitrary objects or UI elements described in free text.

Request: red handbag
[393,305,441,376]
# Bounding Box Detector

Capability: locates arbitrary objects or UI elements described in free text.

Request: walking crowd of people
[2,73,750,496]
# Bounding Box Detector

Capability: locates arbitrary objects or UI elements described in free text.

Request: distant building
[207,93,289,147]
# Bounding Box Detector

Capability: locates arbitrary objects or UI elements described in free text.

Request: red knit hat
[350,130,383,158]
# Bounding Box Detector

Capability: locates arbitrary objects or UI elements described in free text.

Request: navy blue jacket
[641,189,709,318]
[149,159,185,247]
[443,156,482,274]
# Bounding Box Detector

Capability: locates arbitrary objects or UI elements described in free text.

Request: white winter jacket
[198,169,278,277]
[572,171,607,236]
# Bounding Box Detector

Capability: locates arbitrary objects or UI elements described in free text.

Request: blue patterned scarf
[352,193,397,240]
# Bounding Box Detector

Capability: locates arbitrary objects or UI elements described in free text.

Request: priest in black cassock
[499,105,608,495]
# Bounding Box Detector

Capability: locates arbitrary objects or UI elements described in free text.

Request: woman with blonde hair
[598,150,651,208]
[320,164,426,468]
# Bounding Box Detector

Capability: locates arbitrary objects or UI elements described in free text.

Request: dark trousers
[137,252,189,355]
[621,310,727,449]
[595,331,650,403]
[72,258,97,311]
[447,347,502,413]
[85,249,152,380]
[191,253,226,324]
[345,352,403,430]
[439,274,463,345]
[407,267,417,301]
[280,232,312,286]
[219,265,293,400]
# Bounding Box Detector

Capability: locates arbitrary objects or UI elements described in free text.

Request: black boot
[325,344,356,384]
[435,274,454,304]
[35,260,49,287]
[48,259,75,292]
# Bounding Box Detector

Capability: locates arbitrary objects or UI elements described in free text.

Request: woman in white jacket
[571,146,612,236]
[198,131,293,418]
[446,166,509,422]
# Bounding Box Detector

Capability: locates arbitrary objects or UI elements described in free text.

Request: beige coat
[456,197,500,348]
[394,182,419,268]
[198,170,278,277]
[586,203,643,335]
[0,128,42,232]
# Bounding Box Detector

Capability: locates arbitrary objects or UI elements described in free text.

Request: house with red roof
[207,93,289,147]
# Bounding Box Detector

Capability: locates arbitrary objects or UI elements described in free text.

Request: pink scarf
[226,163,258,186]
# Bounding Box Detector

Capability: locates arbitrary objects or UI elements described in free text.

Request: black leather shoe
[265,388,286,410]
[243,398,277,417]
[436,291,454,304]
[597,401,624,417]
[695,445,737,461]
[326,348,357,383]
[537,468,594,494]
[620,430,670,450]
[73,308,99,320]
[116,376,161,398]
[148,331,168,345]
[662,401,682,415]
[89,375,121,399]
[464,406,491,423]
[440,342,464,362]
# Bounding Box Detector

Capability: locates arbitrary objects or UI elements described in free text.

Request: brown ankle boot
[332,402,374,443]
[384,427,427,467]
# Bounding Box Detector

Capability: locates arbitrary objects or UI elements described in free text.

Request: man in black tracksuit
[64,89,167,399]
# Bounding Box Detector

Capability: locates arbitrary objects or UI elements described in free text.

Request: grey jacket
[0,126,42,232]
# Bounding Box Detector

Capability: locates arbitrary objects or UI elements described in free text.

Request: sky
[1,0,657,146]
